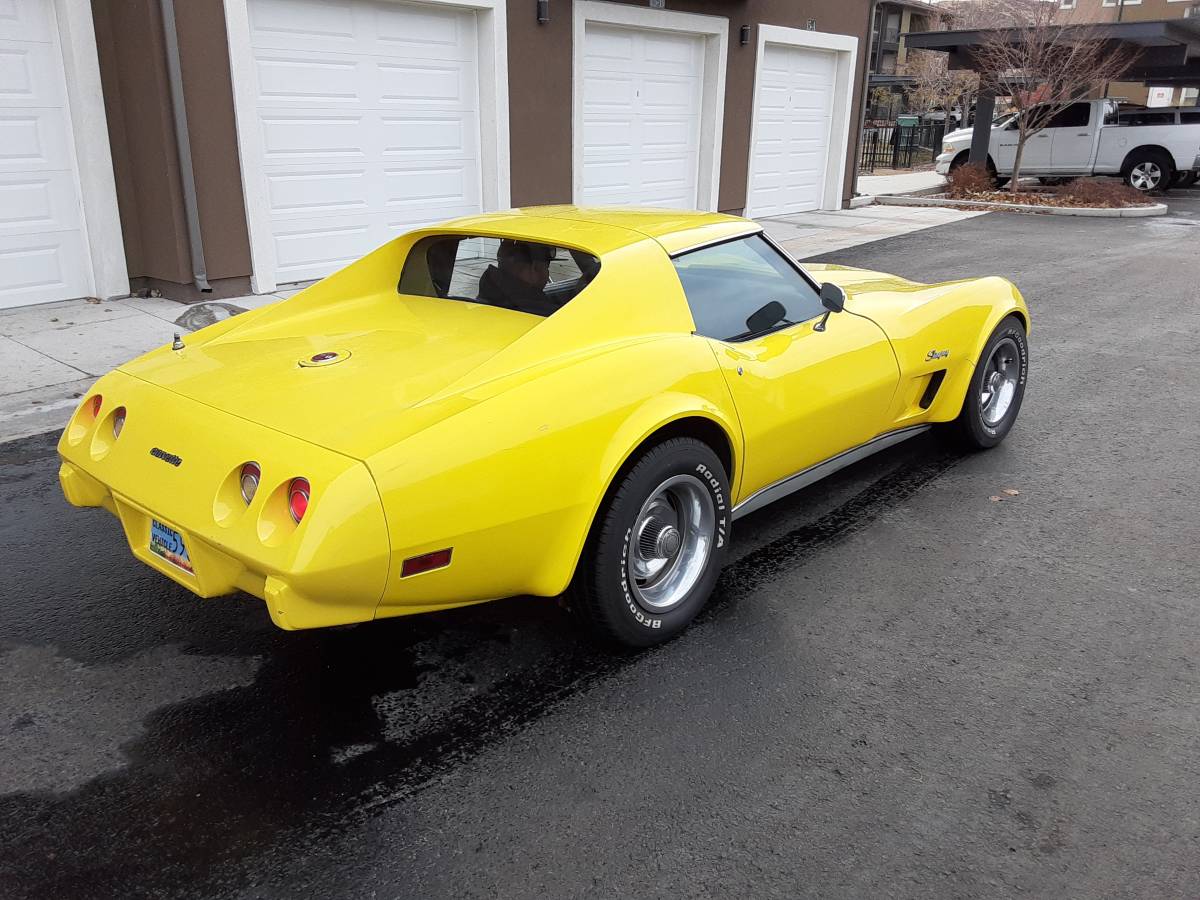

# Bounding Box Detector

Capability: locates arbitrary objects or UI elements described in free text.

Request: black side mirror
[745,299,787,335]
[820,282,846,313]
[815,283,845,333]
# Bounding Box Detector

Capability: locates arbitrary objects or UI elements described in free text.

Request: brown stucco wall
[92,0,251,296]
[93,0,191,284]
[507,0,872,212]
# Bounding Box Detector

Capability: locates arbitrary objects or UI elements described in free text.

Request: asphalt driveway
[2,197,1199,899]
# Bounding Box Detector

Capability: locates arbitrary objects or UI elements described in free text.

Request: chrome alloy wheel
[1130,162,1162,191]
[980,336,1020,427]
[627,474,716,612]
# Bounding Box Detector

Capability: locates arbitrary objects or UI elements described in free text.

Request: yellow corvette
[58,207,1029,646]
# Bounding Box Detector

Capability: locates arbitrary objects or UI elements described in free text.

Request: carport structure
[905,19,1200,167]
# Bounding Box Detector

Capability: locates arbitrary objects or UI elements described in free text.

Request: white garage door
[0,0,92,309]
[748,44,837,217]
[248,0,484,285]
[580,23,703,208]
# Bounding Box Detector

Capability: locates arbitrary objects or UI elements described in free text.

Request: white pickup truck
[935,99,1200,192]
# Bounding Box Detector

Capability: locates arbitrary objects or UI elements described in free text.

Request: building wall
[508,0,871,213]
[92,0,251,298]
[97,0,870,299]
[1064,0,1200,106]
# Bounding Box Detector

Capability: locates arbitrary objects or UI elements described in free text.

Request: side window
[1047,102,1090,129]
[1103,101,1120,126]
[673,234,826,342]
[1180,111,1200,124]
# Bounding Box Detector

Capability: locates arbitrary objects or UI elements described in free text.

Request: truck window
[1180,111,1200,124]
[1120,110,1176,126]
[1047,103,1090,129]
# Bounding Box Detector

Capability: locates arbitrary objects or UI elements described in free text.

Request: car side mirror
[815,283,845,333]
[745,299,787,335]
[820,282,846,313]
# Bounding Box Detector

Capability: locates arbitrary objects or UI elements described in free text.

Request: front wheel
[570,438,730,647]
[948,316,1029,450]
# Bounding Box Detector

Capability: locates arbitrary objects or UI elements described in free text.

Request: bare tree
[903,48,979,129]
[969,2,1138,190]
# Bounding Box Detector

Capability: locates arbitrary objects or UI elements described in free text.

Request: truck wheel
[1123,150,1174,193]
[1172,171,1198,188]
[570,438,730,647]
[947,316,1028,451]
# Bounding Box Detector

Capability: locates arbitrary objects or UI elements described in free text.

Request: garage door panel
[0,229,89,308]
[272,220,370,280]
[384,164,476,207]
[583,73,633,108]
[374,3,463,48]
[0,0,53,43]
[381,115,474,157]
[377,62,467,106]
[259,114,364,160]
[248,0,357,52]
[254,56,360,106]
[265,169,368,219]
[0,171,82,235]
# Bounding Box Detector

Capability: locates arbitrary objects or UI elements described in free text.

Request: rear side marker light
[288,477,310,523]
[112,407,126,438]
[240,462,261,504]
[401,548,453,578]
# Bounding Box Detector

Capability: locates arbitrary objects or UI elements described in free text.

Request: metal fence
[859,122,946,174]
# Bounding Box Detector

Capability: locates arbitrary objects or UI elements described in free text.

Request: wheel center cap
[656,525,682,558]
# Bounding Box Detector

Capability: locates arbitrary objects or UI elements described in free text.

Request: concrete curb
[873,194,1168,218]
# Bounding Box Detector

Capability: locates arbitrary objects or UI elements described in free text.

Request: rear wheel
[948,316,1028,450]
[1123,150,1174,193]
[570,438,730,647]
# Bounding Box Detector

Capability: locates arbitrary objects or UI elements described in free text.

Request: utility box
[896,114,919,127]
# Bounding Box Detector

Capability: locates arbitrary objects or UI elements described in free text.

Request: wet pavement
[2,197,1200,899]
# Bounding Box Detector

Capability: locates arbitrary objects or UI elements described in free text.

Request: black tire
[1038,176,1070,186]
[570,437,730,647]
[949,152,969,173]
[1123,149,1174,193]
[1172,170,1198,188]
[949,316,1029,450]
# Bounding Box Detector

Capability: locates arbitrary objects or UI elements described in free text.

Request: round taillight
[112,407,126,438]
[288,478,310,523]
[91,395,103,417]
[239,462,261,504]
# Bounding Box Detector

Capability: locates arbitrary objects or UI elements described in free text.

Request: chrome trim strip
[731,425,932,521]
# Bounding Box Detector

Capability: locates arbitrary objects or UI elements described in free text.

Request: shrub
[946,163,995,198]
[1054,177,1148,208]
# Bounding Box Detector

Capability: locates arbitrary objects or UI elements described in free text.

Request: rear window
[1180,111,1200,124]
[1119,110,1176,126]
[398,235,600,318]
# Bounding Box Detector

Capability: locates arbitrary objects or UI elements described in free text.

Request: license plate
[149,519,194,575]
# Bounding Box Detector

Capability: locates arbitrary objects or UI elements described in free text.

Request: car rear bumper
[57,371,391,630]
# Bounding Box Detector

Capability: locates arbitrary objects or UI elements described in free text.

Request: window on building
[673,235,826,342]
[398,236,600,318]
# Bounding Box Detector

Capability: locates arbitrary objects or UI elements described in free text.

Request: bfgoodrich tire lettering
[571,437,730,647]
[949,315,1028,450]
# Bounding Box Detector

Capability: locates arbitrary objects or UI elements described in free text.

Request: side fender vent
[919,369,947,410]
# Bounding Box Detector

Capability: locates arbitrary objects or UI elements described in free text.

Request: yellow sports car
[58,207,1029,647]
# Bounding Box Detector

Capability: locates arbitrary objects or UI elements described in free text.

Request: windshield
[398,235,601,318]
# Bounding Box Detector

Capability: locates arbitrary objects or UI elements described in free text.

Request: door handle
[1077,132,1089,136]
